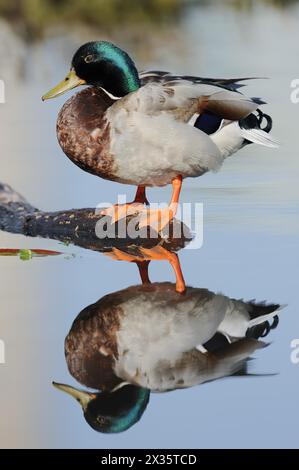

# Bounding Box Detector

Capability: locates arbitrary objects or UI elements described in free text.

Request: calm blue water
[0,2,298,448]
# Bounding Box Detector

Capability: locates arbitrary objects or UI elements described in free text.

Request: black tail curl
[240,109,273,134]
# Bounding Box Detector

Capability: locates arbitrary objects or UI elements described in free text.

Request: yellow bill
[52,382,96,410]
[42,69,86,101]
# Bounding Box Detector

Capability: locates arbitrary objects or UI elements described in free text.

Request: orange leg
[138,175,182,232]
[134,186,149,205]
[100,185,148,222]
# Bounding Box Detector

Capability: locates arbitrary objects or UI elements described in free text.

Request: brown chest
[56,87,118,180]
[65,300,123,392]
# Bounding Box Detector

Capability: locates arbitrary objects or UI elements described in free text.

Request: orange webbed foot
[100,186,148,223]
[138,207,175,232]
[100,202,144,223]
[138,175,182,233]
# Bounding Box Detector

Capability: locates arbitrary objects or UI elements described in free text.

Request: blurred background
[0,0,298,40]
[0,0,298,449]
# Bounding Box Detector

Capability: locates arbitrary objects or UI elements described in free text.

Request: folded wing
[133,81,259,122]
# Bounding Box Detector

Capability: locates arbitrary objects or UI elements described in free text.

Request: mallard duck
[42,41,278,230]
[53,281,281,433]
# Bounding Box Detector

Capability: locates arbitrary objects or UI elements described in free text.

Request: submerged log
[0,182,191,254]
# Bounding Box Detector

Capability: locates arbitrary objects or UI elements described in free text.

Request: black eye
[85,54,94,63]
[97,416,106,425]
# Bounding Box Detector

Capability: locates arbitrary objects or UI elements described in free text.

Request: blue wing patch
[193,112,223,135]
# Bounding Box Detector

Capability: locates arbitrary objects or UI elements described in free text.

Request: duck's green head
[52,382,150,433]
[42,41,140,101]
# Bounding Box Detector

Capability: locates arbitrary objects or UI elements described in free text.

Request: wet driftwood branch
[0,182,191,253]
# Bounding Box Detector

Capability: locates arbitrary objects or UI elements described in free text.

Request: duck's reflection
[53,246,281,432]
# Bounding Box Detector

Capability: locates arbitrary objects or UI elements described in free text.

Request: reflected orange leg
[104,245,186,294]
[167,252,186,294]
[104,247,142,262]
[104,248,151,284]
[100,186,148,222]
[136,260,151,285]
[138,175,182,232]
[139,246,186,294]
